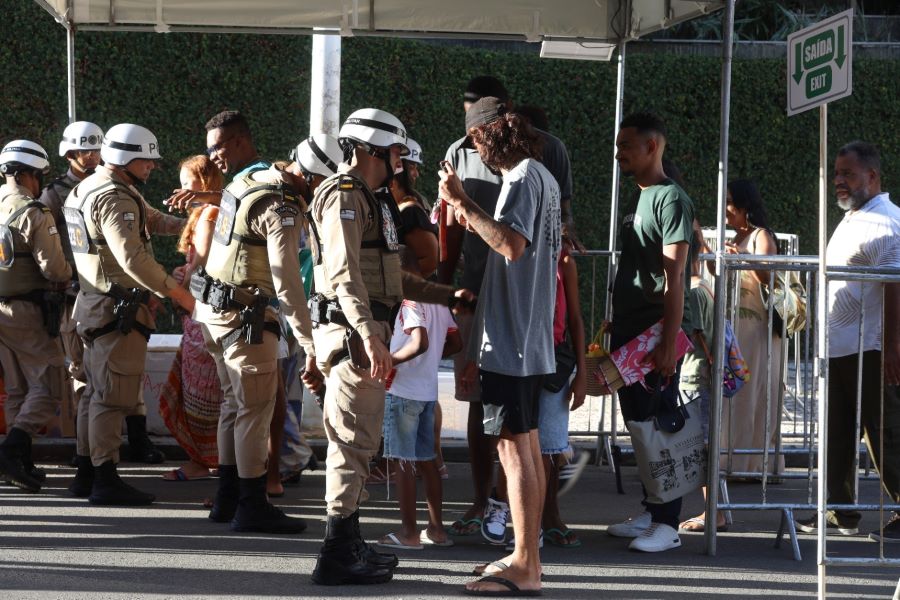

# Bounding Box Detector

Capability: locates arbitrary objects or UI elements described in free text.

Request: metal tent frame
[34,1,891,597]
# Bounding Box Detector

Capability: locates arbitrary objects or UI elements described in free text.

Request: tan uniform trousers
[323,359,387,517]
[60,304,89,454]
[81,326,148,466]
[0,300,67,436]
[201,322,278,479]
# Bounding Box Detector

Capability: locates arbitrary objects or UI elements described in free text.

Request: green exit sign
[787,9,853,116]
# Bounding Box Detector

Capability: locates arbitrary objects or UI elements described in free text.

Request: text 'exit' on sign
[787,8,853,116]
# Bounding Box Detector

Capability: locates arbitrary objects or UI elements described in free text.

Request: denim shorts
[680,387,710,442]
[382,393,437,462]
[538,377,572,455]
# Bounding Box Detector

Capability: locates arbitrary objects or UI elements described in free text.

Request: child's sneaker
[558,451,590,498]
[481,497,510,545]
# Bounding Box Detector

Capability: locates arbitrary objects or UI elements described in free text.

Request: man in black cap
[440,96,560,595]
[439,76,574,545]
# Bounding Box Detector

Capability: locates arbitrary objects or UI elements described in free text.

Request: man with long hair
[440,96,561,596]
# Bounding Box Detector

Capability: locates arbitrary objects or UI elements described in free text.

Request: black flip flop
[463,575,542,597]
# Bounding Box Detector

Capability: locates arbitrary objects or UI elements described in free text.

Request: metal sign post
[786,9,853,599]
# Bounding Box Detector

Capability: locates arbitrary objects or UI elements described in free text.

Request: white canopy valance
[35,0,722,42]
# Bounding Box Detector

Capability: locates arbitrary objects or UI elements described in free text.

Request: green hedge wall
[3,1,900,331]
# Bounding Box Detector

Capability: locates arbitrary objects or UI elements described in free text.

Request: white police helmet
[59,121,104,157]
[404,138,423,164]
[339,108,409,155]
[291,133,343,177]
[0,140,50,175]
[101,124,162,166]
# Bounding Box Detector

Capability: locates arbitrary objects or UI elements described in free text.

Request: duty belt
[87,283,153,342]
[308,293,393,327]
[189,268,277,312]
[0,288,67,338]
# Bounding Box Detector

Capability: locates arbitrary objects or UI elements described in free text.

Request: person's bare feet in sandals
[465,562,541,596]
[376,531,423,550]
[162,460,213,481]
[679,513,727,532]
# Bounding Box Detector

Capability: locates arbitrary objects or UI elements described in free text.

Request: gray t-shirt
[445,128,572,294]
[468,158,562,376]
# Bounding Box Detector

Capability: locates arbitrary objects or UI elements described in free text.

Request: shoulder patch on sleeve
[338,175,361,191]
[340,209,356,221]
[48,225,58,236]
[123,212,136,221]
[273,203,299,217]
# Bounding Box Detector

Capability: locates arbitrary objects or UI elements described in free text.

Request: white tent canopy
[35,0,722,41]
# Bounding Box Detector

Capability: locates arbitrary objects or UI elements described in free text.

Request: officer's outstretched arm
[26,206,72,284]
[257,195,315,356]
[145,200,186,236]
[400,271,454,306]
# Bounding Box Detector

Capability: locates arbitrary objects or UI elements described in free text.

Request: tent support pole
[310,30,342,136]
[66,18,76,123]
[605,39,626,471]
[705,0,736,558]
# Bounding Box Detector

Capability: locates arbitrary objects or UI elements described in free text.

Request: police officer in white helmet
[38,122,103,468]
[289,133,343,198]
[65,123,194,505]
[0,140,72,492]
[305,108,473,585]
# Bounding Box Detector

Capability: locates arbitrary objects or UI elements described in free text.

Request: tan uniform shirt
[311,165,453,343]
[195,168,314,356]
[86,165,181,295]
[0,182,72,284]
[72,166,182,330]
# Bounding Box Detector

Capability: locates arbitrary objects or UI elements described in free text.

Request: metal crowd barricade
[568,249,620,481]
[703,255,900,572]
[815,266,900,580]
[570,241,820,498]
[706,252,820,561]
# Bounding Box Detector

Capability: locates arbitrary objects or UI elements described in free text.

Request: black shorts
[479,370,542,436]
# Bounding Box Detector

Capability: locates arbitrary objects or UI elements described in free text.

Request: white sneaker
[607,511,652,538]
[558,451,590,498]
[628,523,682,552]
[481,497,511,545]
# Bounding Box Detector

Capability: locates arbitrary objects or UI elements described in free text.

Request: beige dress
[720,228,786,475]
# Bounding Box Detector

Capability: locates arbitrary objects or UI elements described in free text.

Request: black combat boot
[124,415,165,464]
[68,455,95,497]
[0,427,42,492]
[20,436,46,482]
[350,510,398,569]
[311,513,393,586]
[208,465,240,523]
[88,461,155,505]
[230,475,307,534]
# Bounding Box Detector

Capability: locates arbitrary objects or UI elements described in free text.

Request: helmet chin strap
[121,164,147,188]
[71,155,95,178]
[368,146,394,188]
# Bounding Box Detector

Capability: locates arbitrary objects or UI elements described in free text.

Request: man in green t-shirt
[606,113,695,553]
